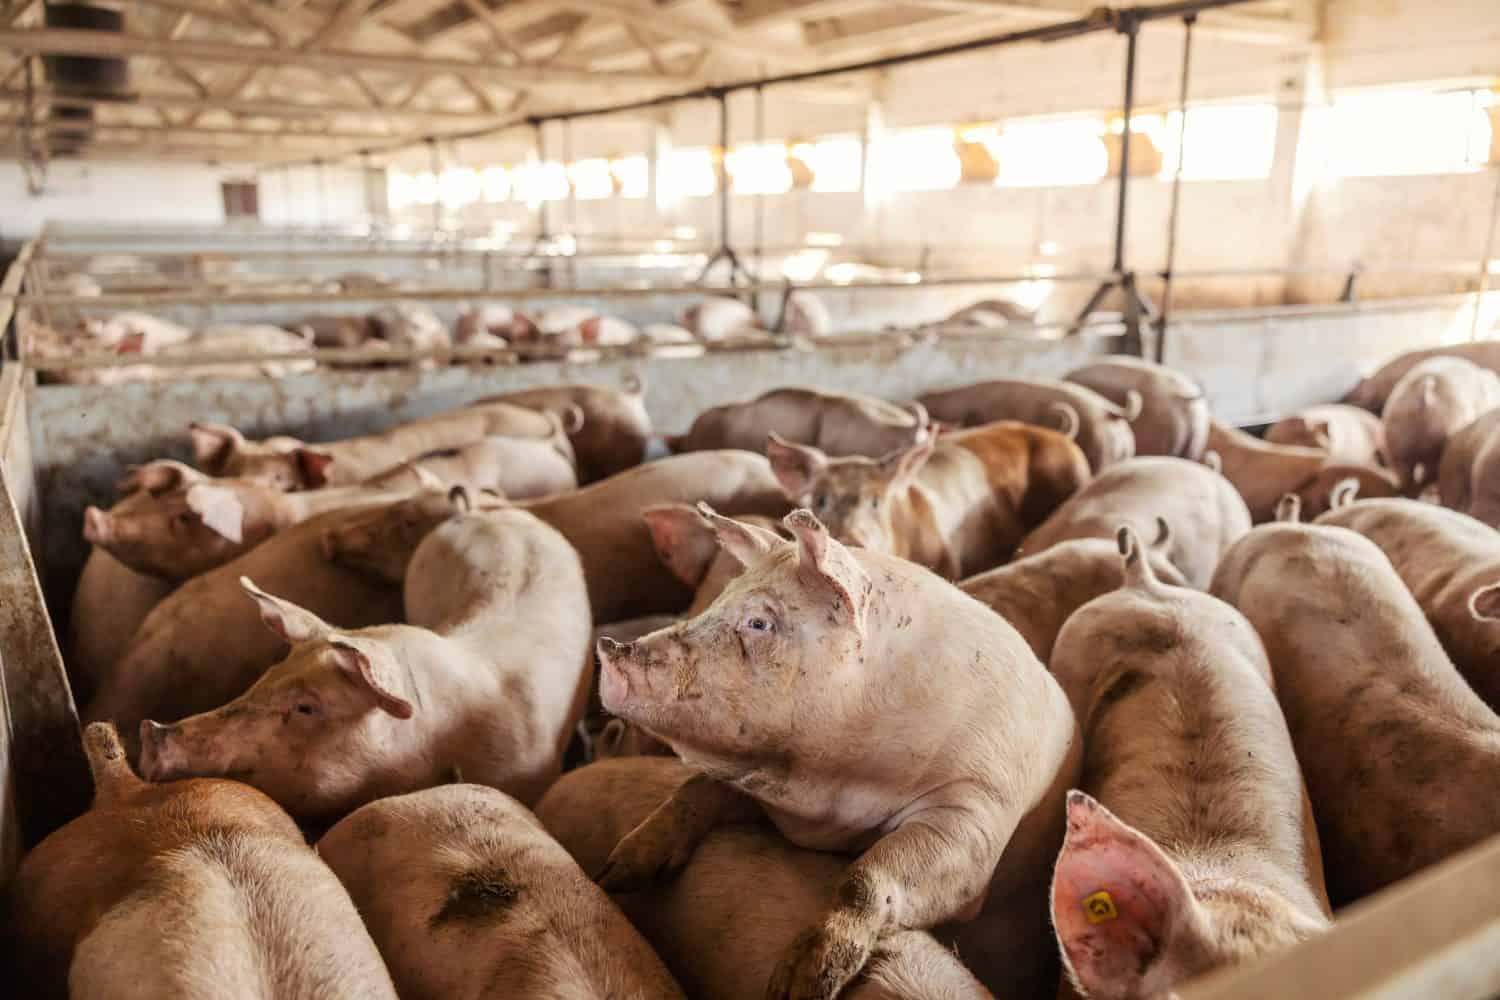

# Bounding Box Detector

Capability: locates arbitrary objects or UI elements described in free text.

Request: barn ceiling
[0,0,1312,166]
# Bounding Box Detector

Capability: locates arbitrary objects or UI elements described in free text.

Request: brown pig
[593,508,1080,999]
[481,375,653,481]
[1286,462,1400,520]
[5,723,396,1000]
[1436,407,1500,526]
[666,387,928,458]
[362,434,577,499]
[1265,403,1387,467]
[958,535,1186,663]
[1066,356,1210,460]
[641,505,789,616]
[1316,498,1500,712]
[1381,356,1500,491]
[1203,419,1329,523]
[1017,456,1251,588]
[1343,341,1500,412]
[1210,521,1500,905]
[765,420,1089,578]
[536,757,996,1000]
[189,399,575,489]
[325,451,791,622]
[317,783,685,1000]
[919,376,1137,471]
[83,506,405,757]
[1048,528,1329,998]
[139,501,591,823]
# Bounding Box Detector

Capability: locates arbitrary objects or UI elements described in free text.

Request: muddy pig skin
[594,508,1080,999]
[1437,407,1500,527]
[1343,341,1500,412]
[1211,521,1500,905]
[1048,528,1329,999]
[919,377,1136,472]
[1065,356,1210,460]
[5,723,396,1000]
[189,399,575,489]
[1381,356,1500,491]
[83,506,405,758]
[1317,498,1500,712]
[666,386,928,458]
[1264,404,1387,467]
[317,784,684,1000]
[536,758,996,1000]
[480,376,653,482]
[958,537,1186,664]
[324,452,791,623]
[1017,457,1251,588]
[139,502,591,824]
[766,420,1089,579]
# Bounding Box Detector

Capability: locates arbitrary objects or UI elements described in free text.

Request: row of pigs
[9,339,1500,1000]
[28,294,1031,384]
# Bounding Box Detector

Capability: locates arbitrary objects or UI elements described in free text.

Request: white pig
[1382,356,1500,491]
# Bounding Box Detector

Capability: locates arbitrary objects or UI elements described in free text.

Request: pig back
[1344,342,1500,412]
[1437,407,1500,517]
[68,547,173,705]
[481,383,652,482]
[919,378,1133,470]
[1066,356,1209,459]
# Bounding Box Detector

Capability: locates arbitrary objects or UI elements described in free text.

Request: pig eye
[294,702,318,716]
[744,615,775,633]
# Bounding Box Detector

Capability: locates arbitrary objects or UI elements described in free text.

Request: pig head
[189,421,334,491]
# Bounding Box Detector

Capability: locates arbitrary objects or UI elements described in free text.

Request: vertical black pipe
[716,90,733,287]
[1156,14,1196,364]
[1111,17,1140,275]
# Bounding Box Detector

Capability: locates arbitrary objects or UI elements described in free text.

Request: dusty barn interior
[2,0,1500,997]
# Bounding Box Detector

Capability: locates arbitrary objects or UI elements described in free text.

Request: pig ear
[696,502,784,568]
[240,576,332,645]
[295,448,335,488]
[411,463,445,490]
[643,504,721,588]
[1308,418,1333,450]
[188,422,244,474]
[1468,583,1500,622]
[878,434,937,484]
[785,508,870,630]
[1052,791,1202,1000]
[117,459,204,497]
[766,433,827,499]
[327,636,414,719]
[1274,493,1302,524]
[185,484,245,543]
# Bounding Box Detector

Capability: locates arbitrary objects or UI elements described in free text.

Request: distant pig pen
[3,260,1500,996]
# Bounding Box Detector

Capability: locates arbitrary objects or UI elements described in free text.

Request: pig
[642,323,697,346]
[370,303,452,359]
[940,298,1033,329]
[1343,341,1500,412]
[783,291,832,337]
[84,506,405,757]
[1048,527,1329,998]
[765,420,1090,578]
[1437,407,1500,526]
[593,508,1080,998]
[455,304,517,344]
[363,435,576,498]
[959,535,1186,663]
[1066,356,1210,460]
[1265,403,1387,467]
[5,722,396,1000]
[68,547,172,705]
[1316,498,1500,712]
[683,296,760,340]
[667,387,929,458]
[299,314,375,349]
[595,717,674,760]
[324,451,791,622]
[189,399,575,489]
[1210,520,1500,905]
[184,323,317,377]
[918,377,1137,471]
[536,757,996,1000]
[318,784,685,999]
[79,311,193,351]
[83,464,418,582]
[641,506,789,616]
[1382,356,1500,491]
[1286,462,1400,520]
[139,500,592,822]
[480,375,653,481]
[1203,419,1330,523]
[1017,456,1252,588]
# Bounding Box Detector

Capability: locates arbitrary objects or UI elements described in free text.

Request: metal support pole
[1111,18,1139,277]
[425,138,441,234]
[1472,165,1500,340]
[1155,13,1196,364]
[315,158,327,230]
[697,90,754,288]
[754,84,766,282]
[563,117,577,288]
[534,119,550,242]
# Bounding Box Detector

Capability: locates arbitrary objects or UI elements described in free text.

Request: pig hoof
[765,925,871,1000]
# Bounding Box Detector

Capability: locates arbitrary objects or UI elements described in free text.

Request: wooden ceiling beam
[555,0,809,60]
[0,87,507,125]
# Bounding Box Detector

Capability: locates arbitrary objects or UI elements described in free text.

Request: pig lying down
[139,495,592,823]
[595,506,1079,999]
[318,783,685,999]
[1049,527,1328,998]
[8,723,395,1000]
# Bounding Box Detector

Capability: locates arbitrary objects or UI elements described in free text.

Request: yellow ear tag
[1083,890,1118,924]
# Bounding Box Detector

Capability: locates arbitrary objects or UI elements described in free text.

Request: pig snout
[596,637,636,712]
[82,506,113,545]
[138,719,187,782]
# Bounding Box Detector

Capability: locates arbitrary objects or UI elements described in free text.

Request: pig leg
[596,773,762,890]
[765,801,1009,1000]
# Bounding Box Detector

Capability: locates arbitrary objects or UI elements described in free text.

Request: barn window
[1159,103,1278,181]
[659,148,718,198]
[512,161,570,204]
[480,166,510,202]
[726,143,793,195]
[993,118,1108,187]
[795,136,861,193]
[437,167,481,208]
[568,158,615,200]
[1325,88,1494,178]
[611,155,650,198]
[870,127,962,193]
